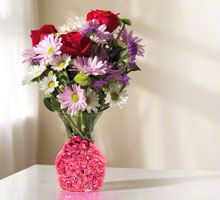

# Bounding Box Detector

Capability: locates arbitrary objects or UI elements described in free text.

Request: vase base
[55,136,106,192]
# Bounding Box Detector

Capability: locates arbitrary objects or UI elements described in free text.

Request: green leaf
[116,48,129,65]
[43,97,54,112]
[52,99,61,112]
[59,75,68,84]
[121,18,132,26]
[96,89,106,112]
[119,48,128,57]
[66,80,75,88]
[68,70,78,81]
[118,17,123,26]
[127,65,141,74]
[51,89,59,97]
[32,76,41,83]
[85,31,96,38]
[58,71,69,80]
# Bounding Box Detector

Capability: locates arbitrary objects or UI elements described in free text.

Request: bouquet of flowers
[22,9,144,192]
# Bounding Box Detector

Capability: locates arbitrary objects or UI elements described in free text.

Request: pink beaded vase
[55,111,106,192]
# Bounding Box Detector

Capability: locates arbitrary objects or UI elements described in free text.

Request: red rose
[86,10,119,32]
[30,24,57,46]
[60,32,92,57]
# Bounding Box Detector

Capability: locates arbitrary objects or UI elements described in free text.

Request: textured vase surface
[55,111,106,192]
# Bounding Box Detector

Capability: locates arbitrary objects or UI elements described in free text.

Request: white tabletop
[0,165,220,200]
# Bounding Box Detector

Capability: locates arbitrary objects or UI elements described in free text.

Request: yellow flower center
[35,71,39,75]
[48,81,55,88]
[59,85,64,89]
[58,62,65,68]
[55,32,61,37]
[111,92,119,101]
[71,94,79,103]
[48,47,54,54]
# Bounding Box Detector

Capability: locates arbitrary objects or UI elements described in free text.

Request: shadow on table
[101,173,220,191]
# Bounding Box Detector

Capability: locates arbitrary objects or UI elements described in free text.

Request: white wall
[38,0,220,170]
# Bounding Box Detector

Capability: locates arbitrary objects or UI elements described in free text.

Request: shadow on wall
[96,62,220,168]
[95,0,220,169]
[135,62,220,123]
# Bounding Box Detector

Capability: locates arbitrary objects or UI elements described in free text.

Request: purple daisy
[122,75,131,84]
[121,29,145,65]
[128,62,137,68]
[92,74,112,88]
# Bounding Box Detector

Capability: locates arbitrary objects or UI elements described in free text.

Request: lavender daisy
[34,34,62,63]
[79,19,112,44]
[22,48,36,64]
[79,19,100,36]
[109,65,125,83]
[73,56,109,76]
[57,84,87,116]
[90,24,113,44]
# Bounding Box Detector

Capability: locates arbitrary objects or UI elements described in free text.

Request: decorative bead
[55,137,106,192]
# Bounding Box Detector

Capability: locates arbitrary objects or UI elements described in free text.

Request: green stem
[61,110,87,140]
[64,121,73,139]
[119,83,126,93]
[99,105,110,112]
[80,111,85,132]
[116,23,125,40]
[64,70,70,81]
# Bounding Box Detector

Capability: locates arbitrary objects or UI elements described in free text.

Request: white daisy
[22,64,46,85]
[58,16,86,34]
[50,54,71,71]
[105,84,128,108]
[39,74,59,94]
[34,34,62,63]
[85,88,100,113]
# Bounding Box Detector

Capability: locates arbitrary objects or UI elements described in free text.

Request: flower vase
[55,111,106,192]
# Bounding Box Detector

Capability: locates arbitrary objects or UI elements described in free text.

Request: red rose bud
[60,32,92,57]
[30,24,57,46]
[86,10,119,32]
